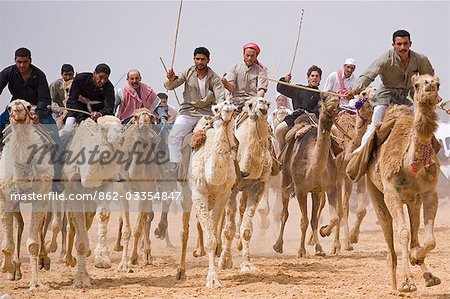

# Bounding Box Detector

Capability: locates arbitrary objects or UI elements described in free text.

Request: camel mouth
[259,108,268,115]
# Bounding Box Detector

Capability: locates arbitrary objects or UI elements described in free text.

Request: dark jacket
[277,77,321,116]
[66,72,115,123]
[0,64,51,119]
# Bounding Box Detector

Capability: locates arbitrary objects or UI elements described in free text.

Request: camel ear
[411,74,420,85]
[212,104,219,115]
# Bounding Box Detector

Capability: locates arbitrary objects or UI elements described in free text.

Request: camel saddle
[346,118,441,182]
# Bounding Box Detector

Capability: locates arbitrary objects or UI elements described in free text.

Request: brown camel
[333,87,374,250]
[273,95,341,256]
[364,74,441,293]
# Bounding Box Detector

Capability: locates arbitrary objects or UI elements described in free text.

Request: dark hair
[61,64,74,73]
[194,47,210,59]
[157,92,168,100]
[307,65,322,77]
[15,47,31,58]
[94,63,111,75]
[392,30,411,43]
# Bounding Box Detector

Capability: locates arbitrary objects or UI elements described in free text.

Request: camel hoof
[423,272,441,287]
[1,252,14,274]
[237,240,242,252]
[142,250,153,266]
[343,243,354,251]
[306,233,315,246]
[65,255,77,267]
[349,229,360,244]
[273,241,283,254]
[165,241,176,250]
[154,223,168,240]
[218,255,233,270]
[330,243,341,255]
[315,250,325,257]
[240,262,258,273]
[59,251,67,263]
[6,262,21,281]
[94,255,112,269]
[113,244,123,252]
[319,225,331,237]
[193,248,206,258]
[29,281,48,290]
[175,268,186,281]
[409,247,425,266]
[399,279,417,293]
[206,271,222,288]
[129,254,138,265]
[39,255,51,271]
[116,262,133,273]
[73,274,91,288]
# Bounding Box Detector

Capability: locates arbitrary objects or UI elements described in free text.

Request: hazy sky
[0,1,449,121]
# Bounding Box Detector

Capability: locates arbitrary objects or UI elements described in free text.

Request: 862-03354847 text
[9,191,182,202]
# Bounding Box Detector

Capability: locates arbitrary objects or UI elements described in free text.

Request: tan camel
[62,115,122,287]
[117,108,161,272]
[333,87,374,250]
[273,95,341,257]
[363,74,441,293]
[219,96,272,272]
[0,99,55,289]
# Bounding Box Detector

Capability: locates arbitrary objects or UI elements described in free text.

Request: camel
[183,100,236,288]
[273,95,341,257]
[333,87,374,250]
[0,99,55,289]
[363,74,441,293]
[219,96,272,272]
[258,105,291,236]
[62,115,122,287]
[115,108,161,272]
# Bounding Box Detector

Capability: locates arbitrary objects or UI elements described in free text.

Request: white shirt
[324,70,357,105]
[197,77,207,98]
[268,107,293,130]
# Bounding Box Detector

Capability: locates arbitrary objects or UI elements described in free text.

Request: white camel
[0,99,55,289]
[219,97,272,272]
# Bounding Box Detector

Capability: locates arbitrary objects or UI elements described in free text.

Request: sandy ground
[0,193,449,299]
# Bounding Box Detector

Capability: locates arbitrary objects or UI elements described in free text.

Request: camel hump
[382,105,413,123]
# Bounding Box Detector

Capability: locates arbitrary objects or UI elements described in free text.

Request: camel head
[212,99,236,123]
[244,96,270,119]
[96,115,123,148]
[132,108,156,128]
[272,106,290,127]
[412,74,440,106]
[355,86,376,121]
[320,95,340,118]
[7,99,37,124]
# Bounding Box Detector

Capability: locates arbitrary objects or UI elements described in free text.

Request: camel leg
[341,178,354,251]
[64,216,77,267]
[93,201,112,269]
[295,191,308,258]
[141,201,154,266]
[257,186,270,232]
[236,191,247,251]
[219,190,237,270]
[117,198,132,272]
[1,201,14,276]
[239,183,265,272]
[47,200,63,254]
[155,197,172,239]
[176,183,192,281]
[310,192,325,256]
[366,179,400,292]
[193,192,222,288]
[272,188,282,239]
[27,203,47,290]
[70,211,91,288]
[38,214,51,271]
[7,211,24,281]
[130,199,153,265]
[215,210,224,257]
[164,229,175,249]
[114,213,123,252]
[193,219,206,257]
[383,187,416,293]
[59,211,68,262]
[409,192,440,287]
[273,186,290,254]
[320,187,341,255]
[350,177,368,244]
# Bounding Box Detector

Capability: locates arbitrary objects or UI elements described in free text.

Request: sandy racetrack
[0,194,449,299]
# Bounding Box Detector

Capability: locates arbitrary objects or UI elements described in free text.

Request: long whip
[289,9,305,75]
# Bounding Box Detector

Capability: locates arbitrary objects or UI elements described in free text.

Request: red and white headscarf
[243,42,266,69]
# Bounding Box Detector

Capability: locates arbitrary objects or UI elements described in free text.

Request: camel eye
[414,83,419,89]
